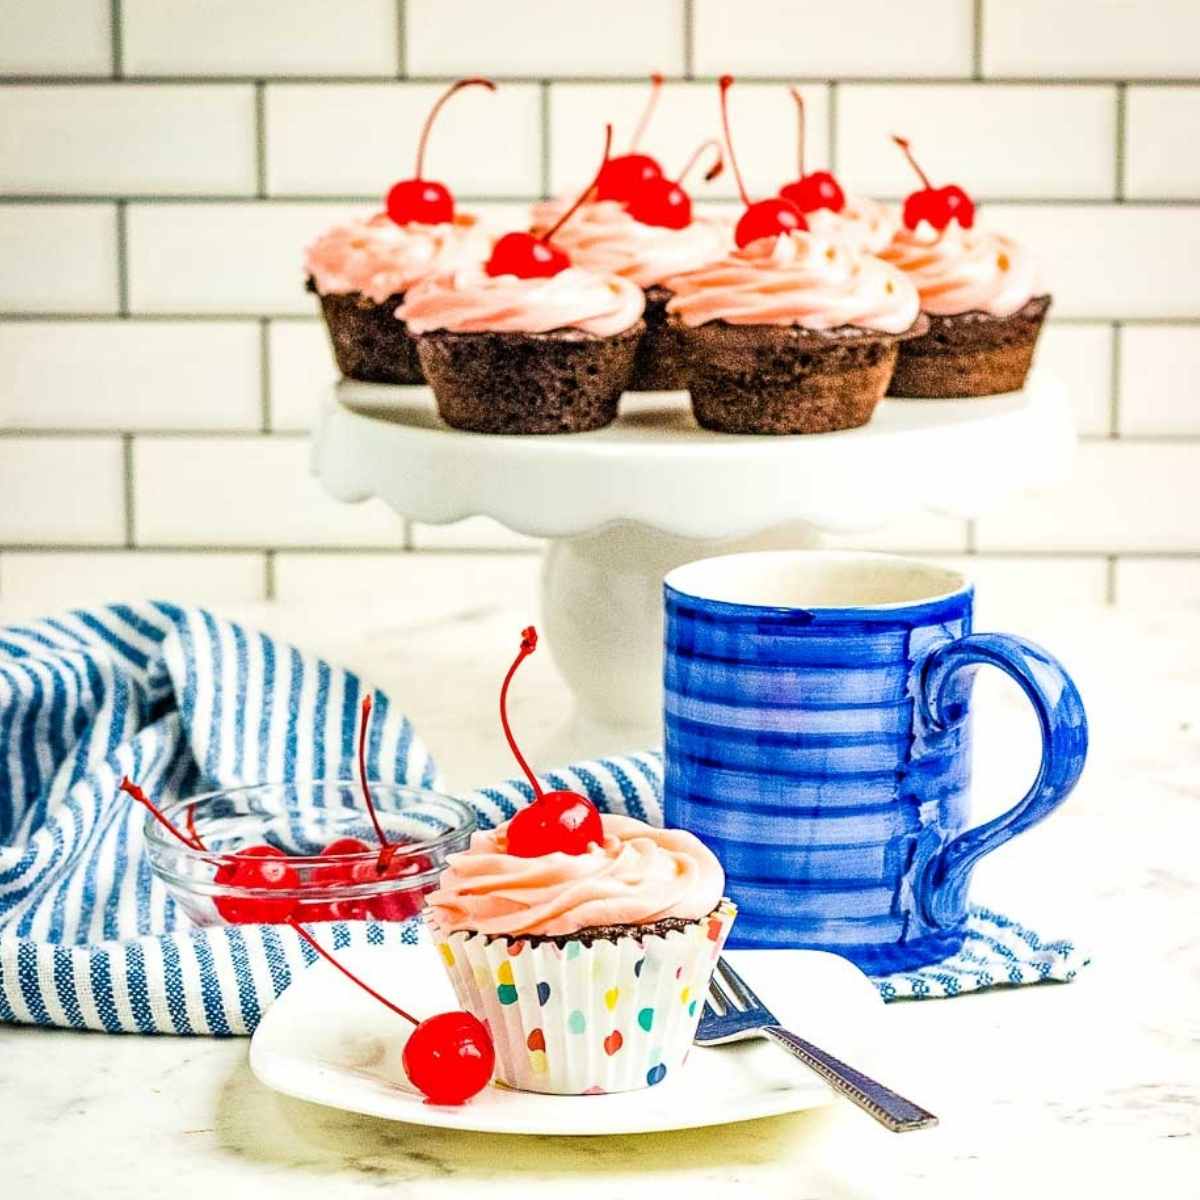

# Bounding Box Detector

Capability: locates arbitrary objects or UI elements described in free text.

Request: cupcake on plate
[396,127,646,435]
[879,136,1050,398]
[529,141,728,391]
[303,79,495,385]
[659,79,924,435]
[776,87,899,256]
[425,627,736,1095]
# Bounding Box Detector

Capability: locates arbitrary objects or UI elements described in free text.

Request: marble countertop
[2,557,1198,1198]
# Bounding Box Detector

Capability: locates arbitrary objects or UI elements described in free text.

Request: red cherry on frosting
[497,627,603,857]
[506,790,604,858]
[485,125,614,279]
[593,73,666,203]
[626,137,723,230]
[778,88,845,215]
[718,76,807,249]
[485,232,570,279]
[385,77,495,227]
[892,135,975,232]
[403,1011,496,1105]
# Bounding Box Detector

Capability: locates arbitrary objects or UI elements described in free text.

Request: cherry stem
[892,135,933,191]
[357,695,393,867]
[499,627,545,800]
[718,76,752,208]
[629,72,664,152]
[790,87,806,178]
[675,138,724,186]
[121,776,206,851]
[413,76,496,180]
[287,918,419,1027]
[541,123,613,244]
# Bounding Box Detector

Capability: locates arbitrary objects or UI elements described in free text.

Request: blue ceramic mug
[663,550,1087,973]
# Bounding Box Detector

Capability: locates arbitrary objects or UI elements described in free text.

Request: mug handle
[914,632,1088,930]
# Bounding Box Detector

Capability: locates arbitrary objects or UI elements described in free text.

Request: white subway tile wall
[0,1,1197,611]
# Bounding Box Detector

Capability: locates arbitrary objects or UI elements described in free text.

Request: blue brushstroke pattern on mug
[663,551,1087,974]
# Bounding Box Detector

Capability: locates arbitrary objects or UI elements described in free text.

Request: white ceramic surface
[249,944,885,1137]
[312,374,1074,729]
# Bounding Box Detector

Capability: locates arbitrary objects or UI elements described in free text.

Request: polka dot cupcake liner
[432,900,736,1095]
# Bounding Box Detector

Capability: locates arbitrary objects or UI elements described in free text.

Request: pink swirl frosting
[665,230,920,333]
[528,199,728,289]
[396,265,645,336]
[879,224,1039,317]
[804,195,900,256]
[304,212,491,304]
[424,814,725,937]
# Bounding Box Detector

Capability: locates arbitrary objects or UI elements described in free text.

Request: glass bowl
[144,781,475,927]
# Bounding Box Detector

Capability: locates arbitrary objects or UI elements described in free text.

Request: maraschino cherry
[718,76,806,249]
[120,777,300,924]
[626,138,723,229]
[120,774,495,1104]
[485,125,614,279]
[385,77,496,227]
[779,87,845,215]
[892,135,975,232]
[594,72,666,203]
[499,627,603,857]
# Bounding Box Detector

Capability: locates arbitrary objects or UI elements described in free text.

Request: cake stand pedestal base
[542,522,821,732]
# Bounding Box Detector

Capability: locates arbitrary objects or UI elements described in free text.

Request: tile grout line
[110,0,124,78]
[122,435,135,548]
[396,0,407,77]
[972,0,984,80]
[259,319,272,432]
[682,0,695,79]
[263,550,276,600]
[539,81,551,199]
[115,200,129,315]
[827,82,838,173]
[1113,82,1127,201]
[1109,321,1123,437]
[1105,556,1118,604]
[254,82,268,198]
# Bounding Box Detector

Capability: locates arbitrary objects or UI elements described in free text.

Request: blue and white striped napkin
[0,604,1086,1035]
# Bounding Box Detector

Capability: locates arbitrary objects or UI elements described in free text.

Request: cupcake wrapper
[433,901,736,1095]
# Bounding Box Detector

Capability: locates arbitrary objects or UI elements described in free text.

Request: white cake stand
[313,371,1073,730]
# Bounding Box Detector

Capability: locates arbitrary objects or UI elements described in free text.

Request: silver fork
[696,957,938,1133]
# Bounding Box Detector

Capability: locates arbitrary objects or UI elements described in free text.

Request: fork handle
[763,1026,938,1133]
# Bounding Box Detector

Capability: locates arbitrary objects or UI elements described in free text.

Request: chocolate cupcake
[302,78,497,385]
[398,260,645,434]
[304,212,490,385]
[880,225,1050,398]
[529,197,727,392]
[664,229,925,435]
[878,134,1050,398]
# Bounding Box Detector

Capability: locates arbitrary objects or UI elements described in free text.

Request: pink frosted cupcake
[879,136,1050,397]
[303,79,495,385]
[397,126,646,434]
[665,230,924,434]
[306,213,491,384]
[426,813,735,1095]
[528,148,728,391]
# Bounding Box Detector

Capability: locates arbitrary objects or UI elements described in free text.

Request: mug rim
[664,549,971,613]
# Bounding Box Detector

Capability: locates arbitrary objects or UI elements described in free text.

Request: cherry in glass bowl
[143,781,475,927]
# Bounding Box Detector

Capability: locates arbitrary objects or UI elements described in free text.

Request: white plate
[249,942,885,1137]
